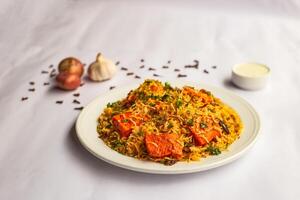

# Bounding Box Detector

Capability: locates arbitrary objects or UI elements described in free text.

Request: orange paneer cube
[145,133,183,159]
[183,87,213,104]
[112,112,146,138]
[112,113,132,138]
[190,127,220,146]
[188,115,221,146]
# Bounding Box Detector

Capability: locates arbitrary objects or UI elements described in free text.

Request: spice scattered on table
[73,93,80,97]
[184,60,199,69]
[21,97,28,101]
[177,74,187,78]
[73,99,80,104]
[49,69,56,78]
[184,65,197,69]
[74,106,84,111]
[50,72,57,78]
[22,54,219,112]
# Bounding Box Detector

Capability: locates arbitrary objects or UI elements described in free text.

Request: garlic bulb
[88,53,117,81]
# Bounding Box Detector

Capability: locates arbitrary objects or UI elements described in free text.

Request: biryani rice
[97,79,243,165]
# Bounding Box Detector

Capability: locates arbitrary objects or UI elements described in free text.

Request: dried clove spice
[73,99,80,104]
[21,97,28,101]
[148,67,156,71]
[43,82,50,86]
[73,93,80,97]
[167,60,171,64]
[212,65,217,69]
[139,65,145,69]
[115,61,120,65]
[153,74,160,77]
[126,72,134,76]
[48,64,54,68]
[219,120,230,134]
[74,106,84,110]
[177,74,187,78]
[41,70,49,74]
[121,67,128,71]
[163,159,177,166]
[49,69,57,78]
[50,73,57,78]
[56,100,63,104]
[29,81,35,85]
[28,88,35,92]
[174,69,180,72]
[203,69,209,74]
[184,60,199,69]
[162,66,169,69]
[134,75,141,79]
[140,59,144,62]
[109,86,116,90]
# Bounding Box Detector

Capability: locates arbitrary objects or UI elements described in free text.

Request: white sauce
[234,63,269,77]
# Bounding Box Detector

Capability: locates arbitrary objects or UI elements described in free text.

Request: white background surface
[1,0,300,199]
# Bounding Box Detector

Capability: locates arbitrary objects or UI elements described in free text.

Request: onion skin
[56,72,81,90]
[58,57,84,77]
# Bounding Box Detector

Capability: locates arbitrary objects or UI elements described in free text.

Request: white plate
[76,81,260,174]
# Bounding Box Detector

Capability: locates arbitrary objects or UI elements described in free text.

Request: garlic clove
[88,53,117,82]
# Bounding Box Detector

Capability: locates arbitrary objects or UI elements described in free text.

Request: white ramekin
[231,63,270,90]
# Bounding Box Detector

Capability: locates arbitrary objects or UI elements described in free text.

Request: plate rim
[76,81,261,174]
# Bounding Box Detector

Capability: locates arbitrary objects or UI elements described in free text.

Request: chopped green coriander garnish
[164,82,172,90]
[187,119,194,126]
[200,122,207,129]
[206,146,221,155]
[176,99,183,108]
[167,123,173,129]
